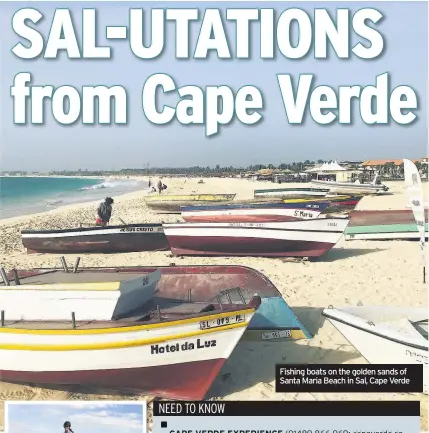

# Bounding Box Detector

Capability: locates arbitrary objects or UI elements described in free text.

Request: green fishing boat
[345,210,429,240]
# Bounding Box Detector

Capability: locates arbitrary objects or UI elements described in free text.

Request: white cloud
[7,403,144,433]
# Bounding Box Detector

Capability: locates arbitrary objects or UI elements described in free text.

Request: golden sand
[0,178,427,430]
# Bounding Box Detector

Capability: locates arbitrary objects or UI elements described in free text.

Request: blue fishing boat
[181,201,330,223]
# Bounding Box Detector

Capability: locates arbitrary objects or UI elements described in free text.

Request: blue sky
[0,1,427,171]
[7,402,145,433]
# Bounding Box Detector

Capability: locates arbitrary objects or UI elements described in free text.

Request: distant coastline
[0,176,148,219]
[2,157,427,181]
[0,174,138,179]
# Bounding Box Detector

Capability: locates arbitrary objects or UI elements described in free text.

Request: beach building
[362,158,428,179]
[362,159,412,169]
[306,160,363,182]
[339,160,364,169]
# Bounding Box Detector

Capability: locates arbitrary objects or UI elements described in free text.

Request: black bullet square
[161,422,168,428]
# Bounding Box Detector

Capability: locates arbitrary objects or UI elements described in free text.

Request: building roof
[307,160,346,172]
[362,159,420,166]
[257,168,274,175]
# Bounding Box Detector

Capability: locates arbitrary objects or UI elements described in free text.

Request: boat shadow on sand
[312,247,380,262]
[209,339,358,398]
[2,342,357,401]
[208,305,357,398]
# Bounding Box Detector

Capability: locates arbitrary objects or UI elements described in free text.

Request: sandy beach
[0,177,427,430]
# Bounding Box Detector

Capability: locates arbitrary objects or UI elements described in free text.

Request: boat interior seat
[156,302,216,315]
[121,302,218,323]
[200,304,216,313]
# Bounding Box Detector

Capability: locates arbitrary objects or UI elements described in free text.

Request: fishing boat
[0,262,312,342]
[254,187,330,199]
[163,219,349,258]
[180,201,330,223]
[322,306,428,394]
[21,224,169,254]
[345,210,429,240]
[145,194,236,214]
[283,195,363,215]
[0,268,261,400]
[311,175,388,195]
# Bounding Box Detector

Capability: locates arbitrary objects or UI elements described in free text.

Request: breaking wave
[78,179,142,191]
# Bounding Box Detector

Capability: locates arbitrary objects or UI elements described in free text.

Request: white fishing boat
[312,174,388,195]
[322,306,428,393]
[0,268,260,400]
[180,201,330,223]
[163,218,349,258]
[253,187,329,199]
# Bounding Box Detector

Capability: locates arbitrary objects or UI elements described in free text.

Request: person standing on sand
[148,179,152,189]
[63,421,74,433]
[158,179,163,194]
[96,197,114,226]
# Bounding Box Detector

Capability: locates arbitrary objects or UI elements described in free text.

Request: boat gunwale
[311,180,388,191]
[180,201,331,212]
[21,223,164,236]
[0,321,250,351]
[5,264,280,293]
[0,306,257,335]
[283,195,362,204]
[254,188,330,193]
[163,219,349,234]
[322,310,428,352]
[144,194,236,203]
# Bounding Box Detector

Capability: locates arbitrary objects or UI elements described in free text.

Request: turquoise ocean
[0,177,147,219]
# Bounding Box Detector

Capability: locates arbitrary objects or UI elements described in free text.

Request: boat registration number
[119,227,162,232]
[200,314,245,330]
[261,330,292,340]
[228,223,263,228]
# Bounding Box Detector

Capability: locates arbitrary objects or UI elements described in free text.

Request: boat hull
[181,202,329,223]
[311,180,387,195]
[3,265,312,342]
[254,187,329,199]
[163,220,349,258]
[346,210,429,240]
[284,196,363,215]
[145,194,236,214]
[144,194,236,202]
[21,224,169,254]
[323,307,428,393]
[0,307,255,399]
[146,201,235,214]
[0,358,225,400]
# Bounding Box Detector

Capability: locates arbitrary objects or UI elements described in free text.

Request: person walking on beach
[96,197,114,226]
[157,179,163,194]
[64,421,74,433]
[148,179,152,189]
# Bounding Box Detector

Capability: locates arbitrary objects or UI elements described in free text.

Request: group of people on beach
[95,178,167,226]
[148,178,167,194]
